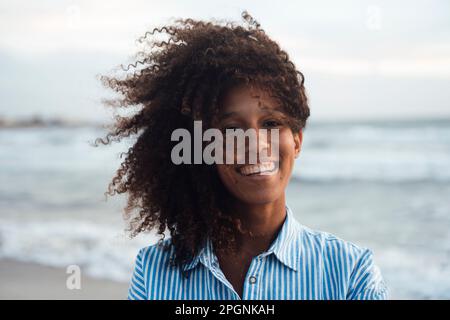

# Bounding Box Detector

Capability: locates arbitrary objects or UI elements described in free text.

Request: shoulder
[298,224,378,273]
[287,205,368,262]
[297,224,389,299]
[128,238,176,300]
[137,237,175,268]
[299,223,369,262]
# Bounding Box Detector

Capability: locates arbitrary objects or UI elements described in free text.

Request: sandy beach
[0,259,129,300]
[1,123,450,299]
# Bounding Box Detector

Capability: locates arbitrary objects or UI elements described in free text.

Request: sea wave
[0,219,160,283]
[1,219,449,298]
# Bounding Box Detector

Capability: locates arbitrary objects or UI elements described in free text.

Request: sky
[0,0,449,122]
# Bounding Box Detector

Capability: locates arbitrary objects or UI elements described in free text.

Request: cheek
[278,132,297,172]
[216,164,237,185]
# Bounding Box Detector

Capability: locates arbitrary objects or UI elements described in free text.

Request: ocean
[0,119,449,299]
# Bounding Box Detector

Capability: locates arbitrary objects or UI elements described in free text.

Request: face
[214,84,303,205]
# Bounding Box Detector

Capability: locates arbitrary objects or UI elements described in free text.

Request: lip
[235,161,279,177]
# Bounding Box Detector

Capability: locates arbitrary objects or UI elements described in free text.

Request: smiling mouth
[236,161,279,176]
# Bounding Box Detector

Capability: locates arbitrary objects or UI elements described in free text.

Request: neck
[225,194,287,256]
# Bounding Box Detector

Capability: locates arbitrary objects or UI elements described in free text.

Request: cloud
[0,0,448,120]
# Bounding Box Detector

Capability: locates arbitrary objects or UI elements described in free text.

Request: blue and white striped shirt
[128,205,389,300]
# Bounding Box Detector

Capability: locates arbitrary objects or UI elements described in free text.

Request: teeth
[239,162,276,176]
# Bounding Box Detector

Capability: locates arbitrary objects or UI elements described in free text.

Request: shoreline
[0,259,129,300]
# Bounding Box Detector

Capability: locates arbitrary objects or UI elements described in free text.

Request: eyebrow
[259,105,284,112]
[217,105,284,120]
[217,111,238,121]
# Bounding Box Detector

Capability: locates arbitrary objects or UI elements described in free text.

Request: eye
[262,119,281,128]
[222,124,241,131]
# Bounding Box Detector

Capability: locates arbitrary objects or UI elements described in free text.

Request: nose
[234,128,277,165]
[257,128,279,163]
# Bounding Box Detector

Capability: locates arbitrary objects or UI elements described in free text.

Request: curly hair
[97,11,310,276]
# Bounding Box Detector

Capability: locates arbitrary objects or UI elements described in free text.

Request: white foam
[375,246,450,299]
[0,218,162,283]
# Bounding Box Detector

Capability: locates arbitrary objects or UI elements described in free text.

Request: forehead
[220,84,281,113]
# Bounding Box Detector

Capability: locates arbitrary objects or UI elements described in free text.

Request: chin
[217,160,290,205]
[226,180,284,204]
[235,193,281,205]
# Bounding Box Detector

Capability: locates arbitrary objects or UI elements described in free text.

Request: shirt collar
[182,204,301,273]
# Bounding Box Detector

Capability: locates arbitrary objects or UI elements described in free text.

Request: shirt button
[249,276,257,284]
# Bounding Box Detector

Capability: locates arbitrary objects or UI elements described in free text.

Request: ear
[293,130,303,159]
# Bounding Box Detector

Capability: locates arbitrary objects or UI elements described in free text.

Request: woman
[99,11,388,300]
